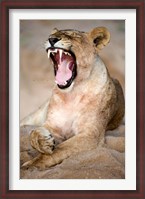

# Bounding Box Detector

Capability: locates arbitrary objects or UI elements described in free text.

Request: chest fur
[45,92,92,136]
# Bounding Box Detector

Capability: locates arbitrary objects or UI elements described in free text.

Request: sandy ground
[20,20,125,179]
[20,122,125,179]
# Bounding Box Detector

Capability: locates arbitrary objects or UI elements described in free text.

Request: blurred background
[20,20,125,120]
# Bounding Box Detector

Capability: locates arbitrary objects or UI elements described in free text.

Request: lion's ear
[88,27,110,51]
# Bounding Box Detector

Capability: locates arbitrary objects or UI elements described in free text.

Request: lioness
[21,27,125,170]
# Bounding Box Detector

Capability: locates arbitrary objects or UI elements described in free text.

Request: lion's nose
[49,38,60,46]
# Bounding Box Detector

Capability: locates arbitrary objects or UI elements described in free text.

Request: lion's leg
[21,130,102,170]
[21,118,106,170]
[28,125,66,153]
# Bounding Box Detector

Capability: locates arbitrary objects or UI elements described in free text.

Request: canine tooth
[47,50,51,58]
[59,49,63,60]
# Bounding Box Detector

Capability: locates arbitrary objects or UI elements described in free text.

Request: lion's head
[45,27,110,89]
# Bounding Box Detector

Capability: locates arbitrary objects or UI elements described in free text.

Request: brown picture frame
[0,0,144,198]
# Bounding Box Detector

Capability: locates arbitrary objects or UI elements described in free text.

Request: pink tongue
[55,60,72,85]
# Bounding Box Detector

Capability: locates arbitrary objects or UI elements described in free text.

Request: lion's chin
[57,81,75,92]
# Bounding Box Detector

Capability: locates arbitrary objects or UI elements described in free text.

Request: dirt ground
[20,20,125,179]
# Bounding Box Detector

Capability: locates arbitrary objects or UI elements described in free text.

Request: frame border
[0,0,144,198]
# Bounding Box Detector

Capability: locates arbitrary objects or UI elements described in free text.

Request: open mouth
[46,47,77,89]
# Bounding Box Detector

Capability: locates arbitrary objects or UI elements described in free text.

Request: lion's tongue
[55,60,72,85]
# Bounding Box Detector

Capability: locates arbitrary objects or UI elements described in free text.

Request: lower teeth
[63,81,67,85]
[55,80,67,86]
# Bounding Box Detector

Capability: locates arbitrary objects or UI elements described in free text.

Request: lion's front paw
[30,127,55,154]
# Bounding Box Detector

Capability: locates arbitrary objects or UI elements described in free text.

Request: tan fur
[21,27,125,170]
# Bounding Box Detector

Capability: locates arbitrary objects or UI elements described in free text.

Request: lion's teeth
[48,49,58,58]
[63,81,67,85]
[55,80,67,86]
[59,49,63,60]
[47,50,51,59]
[64,52,71,56]
[48,49,72,60]
[51,49,57,53]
